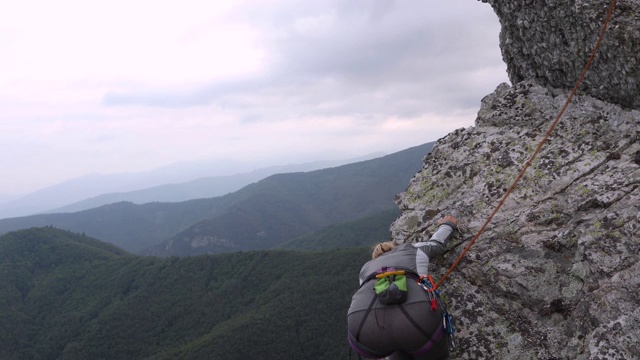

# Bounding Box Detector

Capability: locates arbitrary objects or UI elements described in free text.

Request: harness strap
[350,294,389,359]
[361,267,420,287]
[398,303,431,340]
[355,295,377,341]
[350,267,445,357]
[409,323,445,356]
[349,302,444,358]
[348,329,389,359]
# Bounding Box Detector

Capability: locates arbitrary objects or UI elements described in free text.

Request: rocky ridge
[389,1,640,359]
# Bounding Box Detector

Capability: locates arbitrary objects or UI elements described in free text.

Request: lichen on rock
[479,0,640,110]
[390,2,640,357]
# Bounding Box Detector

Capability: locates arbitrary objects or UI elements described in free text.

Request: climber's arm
[412,216,457,275]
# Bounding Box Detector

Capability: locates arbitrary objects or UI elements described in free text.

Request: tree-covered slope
[50,157,377,214]
[277,208,401,251]
[0,142,433,256]
[151,142,433,256]
[0,227,369,360]
[0,198,227,253]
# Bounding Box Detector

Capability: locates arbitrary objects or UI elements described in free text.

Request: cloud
[102,0,507,121]
[1,0,509,195]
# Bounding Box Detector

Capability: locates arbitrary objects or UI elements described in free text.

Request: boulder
[480,0,640,110]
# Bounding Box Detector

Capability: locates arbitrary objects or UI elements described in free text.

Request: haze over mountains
[0,143,433,255]
[0,144,427,359]
[0,153,382,219]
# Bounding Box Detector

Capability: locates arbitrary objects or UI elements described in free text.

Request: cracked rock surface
[390,80,640,359]
[480,0,640,110]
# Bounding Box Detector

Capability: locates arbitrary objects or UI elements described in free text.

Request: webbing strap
[354,295,377,342]
[361,267,420,287]
[350,294,388,359]
[350,300,443,359]
[398,303,432,340]
[412,325,445,356]
[348,330,388,359]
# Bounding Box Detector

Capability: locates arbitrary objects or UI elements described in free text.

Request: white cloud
[0,0,508,195]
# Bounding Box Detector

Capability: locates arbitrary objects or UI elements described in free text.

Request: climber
[347,215,458,360]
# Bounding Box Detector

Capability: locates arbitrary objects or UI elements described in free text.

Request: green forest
[0,227,372,359]
[0,142,433,256]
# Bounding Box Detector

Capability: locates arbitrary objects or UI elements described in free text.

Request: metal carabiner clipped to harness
[418,274,457,352]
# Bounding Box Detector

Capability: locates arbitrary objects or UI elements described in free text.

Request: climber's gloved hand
[438,215,458,230]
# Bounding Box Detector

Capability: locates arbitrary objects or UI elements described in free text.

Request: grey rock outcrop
[480,0,640,110]
[392,81,639,359]
[389,2,640,358]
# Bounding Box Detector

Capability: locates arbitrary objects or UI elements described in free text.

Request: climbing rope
[435,0,618,290]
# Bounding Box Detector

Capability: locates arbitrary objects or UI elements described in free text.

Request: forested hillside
[50,157,378,214]
[0,199,226,253]
[277,208,400,250]
[0,142,433,256]
[0,227,369,360]
[150,142,433,256]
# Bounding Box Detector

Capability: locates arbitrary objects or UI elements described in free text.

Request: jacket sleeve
[412,223,456,276]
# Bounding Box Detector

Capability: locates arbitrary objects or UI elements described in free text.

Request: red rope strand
[435,0,618,289]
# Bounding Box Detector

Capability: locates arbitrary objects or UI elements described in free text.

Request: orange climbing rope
[435,0,618,290]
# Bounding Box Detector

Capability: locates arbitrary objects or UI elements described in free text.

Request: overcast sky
[1,0,508,196]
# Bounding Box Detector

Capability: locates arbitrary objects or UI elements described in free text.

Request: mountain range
[0,154,382,219]
[0,141,434,359]
[0,142,434,255]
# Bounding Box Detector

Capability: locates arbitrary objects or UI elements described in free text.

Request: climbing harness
[434,0,618,290]
[349,268,457,358]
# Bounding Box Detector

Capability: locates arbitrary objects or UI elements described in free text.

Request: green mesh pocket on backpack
[374,271,408,305]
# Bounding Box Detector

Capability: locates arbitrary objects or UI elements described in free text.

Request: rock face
[480,0,640,110]
[389,2,640,358]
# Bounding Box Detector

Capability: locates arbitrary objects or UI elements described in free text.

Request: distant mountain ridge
[0,154,382,219]
[49,157,382,214]
[0,143,434,255]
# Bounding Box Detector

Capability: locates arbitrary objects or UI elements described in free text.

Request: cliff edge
[390,1,640,358]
